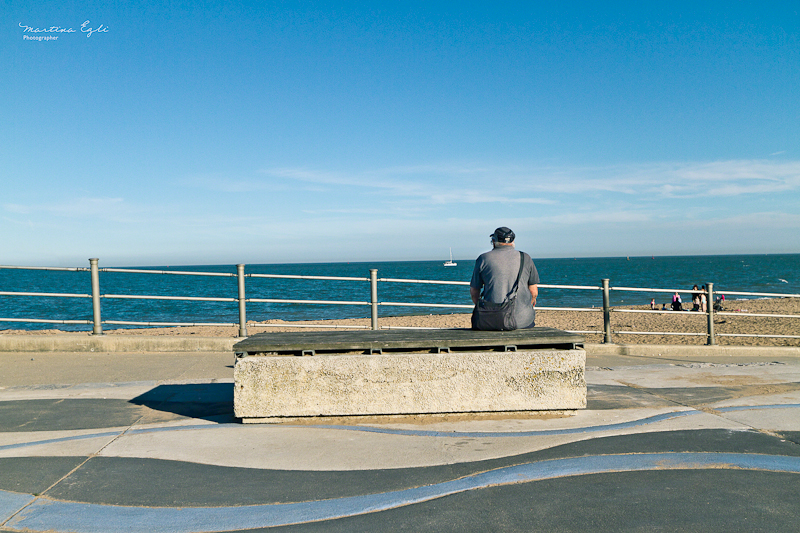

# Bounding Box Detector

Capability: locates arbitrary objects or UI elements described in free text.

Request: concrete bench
[233,327,586,422]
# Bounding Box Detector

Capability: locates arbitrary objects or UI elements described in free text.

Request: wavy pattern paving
[2,358,800,532]
[3,452,800,533]
[3,404,800,453]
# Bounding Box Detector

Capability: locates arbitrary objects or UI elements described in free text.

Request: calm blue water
[1,254,798,331]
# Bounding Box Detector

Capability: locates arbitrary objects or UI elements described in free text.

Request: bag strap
[505,252,525,300]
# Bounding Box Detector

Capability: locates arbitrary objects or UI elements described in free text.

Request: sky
[2,1,799,267]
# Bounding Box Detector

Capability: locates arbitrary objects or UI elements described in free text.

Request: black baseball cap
[491,227,515,243]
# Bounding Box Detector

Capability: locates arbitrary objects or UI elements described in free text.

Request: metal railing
[1,259,799,344]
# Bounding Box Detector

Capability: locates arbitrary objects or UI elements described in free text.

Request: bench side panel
[234,349,586,419]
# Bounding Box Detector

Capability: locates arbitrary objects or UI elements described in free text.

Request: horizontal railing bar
[379,326,449,330]
[537,306,599,312]
[379,302,474,309]
[248,323,371,329]
[378,278,470,286]
[248,273,369,282]
[377,281,602,290]
[717,333,800,339]
[0,318,92,324]
[247,298,369,306]
[101,268,235,277]
[104,320,236,327]
[613,309,699,315]
[613,287,800,299]
[539,284,601,290]
[0,291,90,298]
[611,287,704,294]
[377,326,605,334]
[0,265,88,272]
[102,294,236,302]
[614,330,706,336]
[714,290,800,298]
[717,312,800,319]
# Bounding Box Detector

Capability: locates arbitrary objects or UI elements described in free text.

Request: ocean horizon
[1,253,798,331]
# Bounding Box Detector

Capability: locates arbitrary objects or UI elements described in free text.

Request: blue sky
[3,1,799,267]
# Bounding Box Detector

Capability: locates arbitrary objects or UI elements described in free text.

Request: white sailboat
[443,248,457,267]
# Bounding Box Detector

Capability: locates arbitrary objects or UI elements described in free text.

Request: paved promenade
[1,340,799,532]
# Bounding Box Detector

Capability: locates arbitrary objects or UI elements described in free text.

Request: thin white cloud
[3,203,31,214]
[179,175,260,193]
[673,210,800,230]
[537,210,654,225]
[178,174,300,193]
[3,197,128,217]
[617,160,800,198]
[261,167,433,197]
[428,191,556,205]
[501,160,800,199]
[257,159,800,203]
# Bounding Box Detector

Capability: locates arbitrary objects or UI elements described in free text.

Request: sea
[1,254,798,331]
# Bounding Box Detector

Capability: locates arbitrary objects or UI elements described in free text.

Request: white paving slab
[93,408,745,470]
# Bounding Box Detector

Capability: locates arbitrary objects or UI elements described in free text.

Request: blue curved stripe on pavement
[3,453,800,533]
[0,411,696,452]
[309,410,699,437]
[717,403,800,412]
[0,431,124,452]
[3,403,799,452]
[310,403,800,438]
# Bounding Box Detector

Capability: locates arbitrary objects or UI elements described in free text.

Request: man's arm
[470,286,481,305]
[529,285,538,307]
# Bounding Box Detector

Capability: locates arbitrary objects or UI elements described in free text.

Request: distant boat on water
[444,248,457,267]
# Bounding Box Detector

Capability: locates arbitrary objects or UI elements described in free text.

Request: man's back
[470,244,539,328]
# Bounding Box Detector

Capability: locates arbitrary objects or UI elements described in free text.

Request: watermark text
[19,21,108,40]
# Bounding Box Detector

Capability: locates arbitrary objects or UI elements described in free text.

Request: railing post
[237,264,247,338]
[602,278,612,344]
[90,258,103,335]
[706,282,715,345]
[370,269,378,330]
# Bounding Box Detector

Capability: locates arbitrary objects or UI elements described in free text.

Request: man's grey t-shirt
[470,245,540,328]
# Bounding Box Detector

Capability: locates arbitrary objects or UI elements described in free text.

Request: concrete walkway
[1,343,799,532]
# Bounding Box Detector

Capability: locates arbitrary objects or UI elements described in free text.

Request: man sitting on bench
[470,227,539,330]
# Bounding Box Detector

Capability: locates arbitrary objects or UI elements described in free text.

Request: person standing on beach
[470,227,539,329]
[700,285,708,312]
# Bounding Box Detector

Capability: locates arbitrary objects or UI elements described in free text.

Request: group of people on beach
[690,285,708,312]
[648,285,724,312]
[649,294,689,311]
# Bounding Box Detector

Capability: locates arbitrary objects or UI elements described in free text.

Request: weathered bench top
[234,327,584,356]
